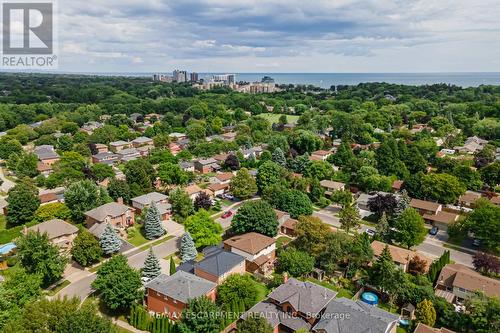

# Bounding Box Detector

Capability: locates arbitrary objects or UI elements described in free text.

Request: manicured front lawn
[126,224,149,247]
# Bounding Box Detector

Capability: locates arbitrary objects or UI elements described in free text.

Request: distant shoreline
[1,71,499,88]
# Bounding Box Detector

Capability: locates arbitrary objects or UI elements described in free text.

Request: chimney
[283,272,289,284]
[117,197,123,204]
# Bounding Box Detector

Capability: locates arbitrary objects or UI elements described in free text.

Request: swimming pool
[0,242,17,255]
[361,292,379,305]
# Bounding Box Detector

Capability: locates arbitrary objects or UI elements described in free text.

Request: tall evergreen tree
[376,212,391,242]
[100,223,122,255]
[169,257,176,275]
[144,201,165,240]
[271,148,286,166]
[142,248,161,280]
[180,232,197,263]
[369,245,397,293]
[395,189,411,216]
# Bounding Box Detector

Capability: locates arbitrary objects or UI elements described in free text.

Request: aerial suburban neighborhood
[0,72,498,333]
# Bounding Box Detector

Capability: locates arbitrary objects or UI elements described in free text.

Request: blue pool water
[361,292,379,305]
[0,242,16,255]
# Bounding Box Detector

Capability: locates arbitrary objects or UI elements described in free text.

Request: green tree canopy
[231,200,278,237]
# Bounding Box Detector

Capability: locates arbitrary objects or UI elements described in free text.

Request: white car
[365,229,376,236]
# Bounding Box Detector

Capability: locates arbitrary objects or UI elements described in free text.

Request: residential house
[208,182,229,197]
[414,323,456,333]
[179,161,194,172]
[169,142,182,156]
[241,146,264,159]
[311,150,332,161]
[422,211,460,231]
[39,192,61,205]
[193,247,246,284]
[94,143,108,154]
[275,210,298,237]
[132,136,153,148]
[222,132,237,141]
[24,219,78,250]
[34,145,60,165]
[168,132,187,141]
[356,193,377,212]
[117,148,141,161]
[241,277,337,332]
[213,153,229,165]
[81,121,103,134]
[131,192,171,222]
[210,172,234,185]
[145,271,217,320]
[92,152,120,165]
[434,263,500,303]
[320,180,345,196]
[37,161,53,176]
[458,191,481,208]
[312,297,399,333]
[392,180,404,192]
[84,201,135,230]
[223,232,276,275]
[185,184,203,201]
[109,140,131,152]
[410,198,442,216]
[371,241,432,273]
[453,136,488,154]
[194,158,220,173]
[130,113,143,123]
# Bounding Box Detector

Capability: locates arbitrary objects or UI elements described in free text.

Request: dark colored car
[429,226,439,235]
[221,211,233,219]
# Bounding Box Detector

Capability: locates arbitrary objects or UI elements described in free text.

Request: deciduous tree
[230,168,257,199]
[184,210,222,248]
[231,200,278,237]
[71,229,102,267]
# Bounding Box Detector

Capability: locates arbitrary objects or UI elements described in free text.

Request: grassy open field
[258,113,299,124]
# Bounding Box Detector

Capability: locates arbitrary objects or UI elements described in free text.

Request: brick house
[34,145,60,165]
[94,143,109,154]
[109,140,131,152]
[131,136,153,148]
[92,152,120,165]
[320,180,345,197]
[310,149,332,161]
[84,201,135,230]
[194,158,220,173]
[410,198,442,216]
[371,241,432,273]
[24,219,78,250]
[414,323,456,333]
[131,192,171,222]
[422,211,459,231]
[208,182,230,197]
[145,271,217,320]
[193,247,245,284]
[223,232,276,275]
[240,278,337,332]
[434,263,500,303]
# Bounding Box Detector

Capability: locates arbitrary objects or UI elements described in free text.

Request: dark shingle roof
[145,271,216,303]
[268,278,337,316]
[195,249,245,278]
[312,298,399,333]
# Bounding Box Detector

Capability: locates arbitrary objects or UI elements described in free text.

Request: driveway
[0,166,15,193]
[58,236,180,300]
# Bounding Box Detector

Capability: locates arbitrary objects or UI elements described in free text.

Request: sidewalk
[113,318,148,333]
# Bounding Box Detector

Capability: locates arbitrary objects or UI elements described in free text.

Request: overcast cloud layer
[54,0,500,72]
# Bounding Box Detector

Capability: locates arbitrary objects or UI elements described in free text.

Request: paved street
[58,236,180,300]
[313,205,474,267]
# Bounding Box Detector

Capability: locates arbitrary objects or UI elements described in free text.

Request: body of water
[7,71,500,88]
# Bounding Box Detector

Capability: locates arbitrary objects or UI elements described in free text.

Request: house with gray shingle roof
[193,247,245,284]
[84,201,135,230]
[24,219,78,250]
[241,277,337,332]
[131,192,171,222]
[145,271,217,320]
[312,298,399,333]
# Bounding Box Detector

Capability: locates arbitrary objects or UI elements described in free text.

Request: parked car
[365,229,376,236]
[472,239,481,247]
[221,211,233,219]
[429,226,439,235]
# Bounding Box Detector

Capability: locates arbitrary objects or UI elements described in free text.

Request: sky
[53,0,500,73]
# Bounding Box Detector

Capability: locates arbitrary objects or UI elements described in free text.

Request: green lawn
[47,279,70,296]
[258,113,299,124]
[397,326,408,333]
[126,224,149,247]
[276,236,292,248]
[378,301,400,314]
[253,278,269,302]
[137,235,174,252]
[303,277,354,299]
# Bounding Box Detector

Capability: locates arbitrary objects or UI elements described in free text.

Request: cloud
[53,0,500,72]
